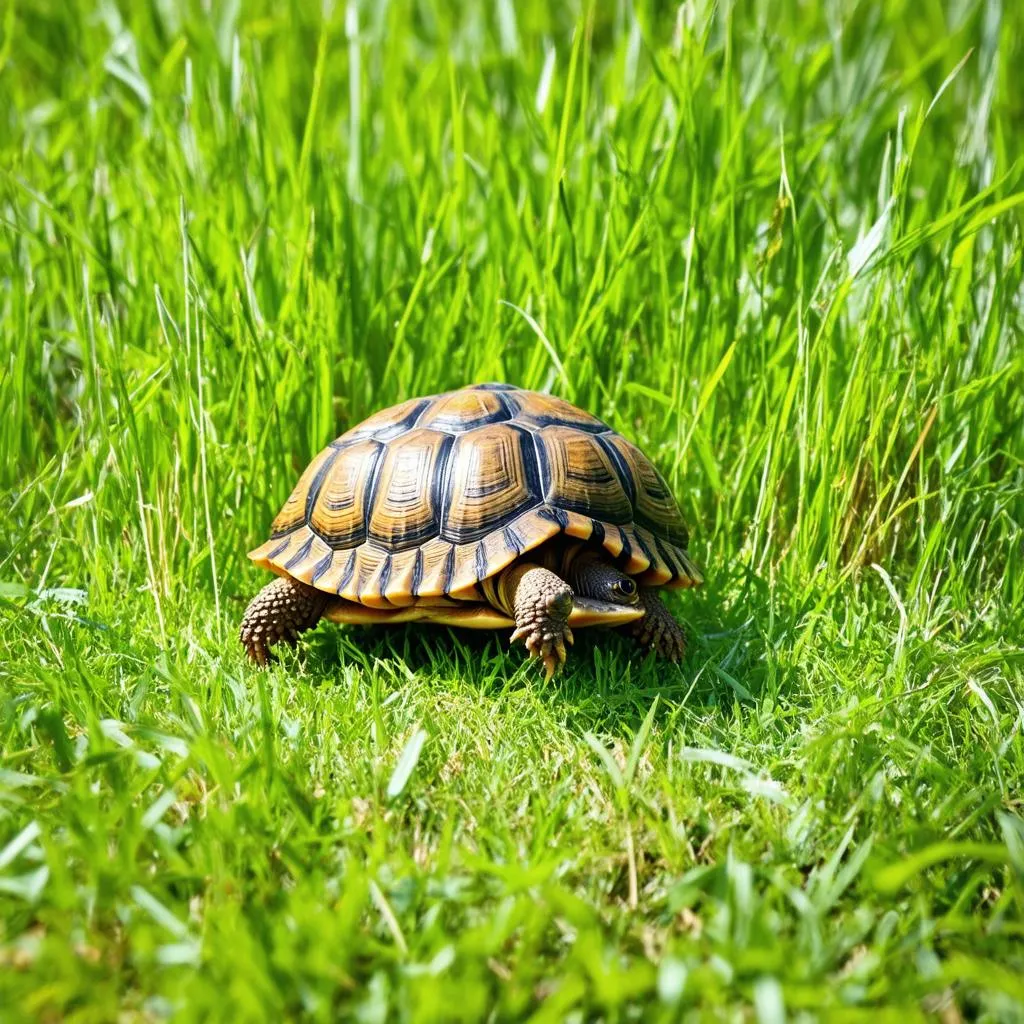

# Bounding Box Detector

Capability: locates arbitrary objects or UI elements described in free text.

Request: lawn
[2,0,1023,1019]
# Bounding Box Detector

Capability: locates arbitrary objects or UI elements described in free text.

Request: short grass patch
[2,1,1023,1019]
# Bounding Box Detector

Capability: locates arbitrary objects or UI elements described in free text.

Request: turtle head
[565,551,644,628]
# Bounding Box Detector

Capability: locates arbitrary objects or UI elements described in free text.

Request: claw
[552,637,566,665]
[247,641,275,668]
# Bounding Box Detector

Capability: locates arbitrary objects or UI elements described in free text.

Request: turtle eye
[614,578,638,601]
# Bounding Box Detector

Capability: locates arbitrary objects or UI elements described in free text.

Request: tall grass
[2,1,1023,1019]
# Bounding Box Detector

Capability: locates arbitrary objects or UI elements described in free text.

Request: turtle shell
[248,384,702,607]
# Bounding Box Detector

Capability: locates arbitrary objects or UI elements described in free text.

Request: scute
[367,428,452,550]
[381,548,422,607]
[270,446,337,536]
[337,396,429,443]
[285,531,333,583]
[441,423,539,544]
[418,388,511,432]
[603,434,689,546]
[412,537,456,597]
[537,426,633,525]
[251,383,702,602]
[338,543,389,606]
[507,389,609,433]
[309,438,382,548]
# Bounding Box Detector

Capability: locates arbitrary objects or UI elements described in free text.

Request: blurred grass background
[1,0,1023,1020]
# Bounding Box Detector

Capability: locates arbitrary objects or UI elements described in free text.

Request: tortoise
[240,383,702,677]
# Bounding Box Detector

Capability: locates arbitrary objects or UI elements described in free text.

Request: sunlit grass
[1,0,1023,1019]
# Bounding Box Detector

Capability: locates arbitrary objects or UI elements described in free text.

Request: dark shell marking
[250,384,701,603]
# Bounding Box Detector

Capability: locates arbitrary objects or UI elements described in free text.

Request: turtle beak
[568,597,645,628]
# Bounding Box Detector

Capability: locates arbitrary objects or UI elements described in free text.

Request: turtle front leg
[625,588,687,662]
[499,564,575,680]
[240,576,329,666]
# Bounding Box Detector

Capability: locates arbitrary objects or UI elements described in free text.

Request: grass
[2,0,1023,1019]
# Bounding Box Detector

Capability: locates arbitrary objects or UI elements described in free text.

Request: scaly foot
[626,588,687,662]
[239,576,329,665]
[506,565,575,679]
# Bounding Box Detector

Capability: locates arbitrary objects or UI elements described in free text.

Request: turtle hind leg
[240,576,329,666]
[625,588,687,662]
